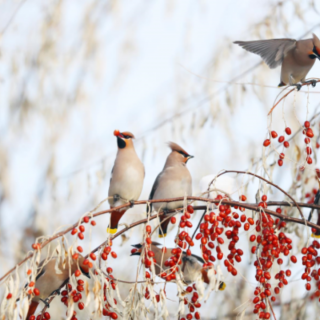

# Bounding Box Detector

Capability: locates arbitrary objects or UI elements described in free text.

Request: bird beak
[114,130,124,139]
[187,155,194,160]
[130,244,142,256]
[80,267,91,279]
[219,281,226,291]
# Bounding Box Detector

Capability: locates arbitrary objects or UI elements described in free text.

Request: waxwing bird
[308,189,320,238]
[131,242,226,290]
[108,130,144,234]
[148,142,193,238]
[234,33,320,89]
[27,255,89,318]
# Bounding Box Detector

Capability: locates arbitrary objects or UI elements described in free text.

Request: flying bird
[131,242,226,289]
[234,34,320,89]
[27,255,89,318]
[108,130,144,234]
[148,142,193,238]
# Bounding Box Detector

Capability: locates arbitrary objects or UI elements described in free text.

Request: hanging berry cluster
[250,199,297,320]
[195,194,253,277]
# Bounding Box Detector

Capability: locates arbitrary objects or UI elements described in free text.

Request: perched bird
[108,130,144,234]
[234,33,320,89]
[148,142,193,238]
[308,189,320,238]
[131,242,226,289]
[27,255,89,318]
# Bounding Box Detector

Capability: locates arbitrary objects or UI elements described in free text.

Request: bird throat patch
[117,137,126,149]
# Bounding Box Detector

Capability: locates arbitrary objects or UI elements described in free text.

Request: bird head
[309,34,320,60]
[130,243,143,256]
[113,130,135,149]
[78,255,91,278]
[168,142,194,164]
[130,242,161,256]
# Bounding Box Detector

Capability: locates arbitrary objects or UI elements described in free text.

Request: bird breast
[153,166,192,211]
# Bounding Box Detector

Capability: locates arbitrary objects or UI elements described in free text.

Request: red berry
[263,139,271,147]
[171,217,176,224]
[279,153,285,159]
[91,220,96,226]
[290,256,297,263]
[90,253,96,261]
[146,225,151,233]
[79,225,85,232]
[307,157,313,165]
[83,216,89,223]
[261,195,267,201]
[240,195,247,201]
[305,121,310,128]
[278,136,285,143]
[305,137,310,144]
[6,293,12,299]
[77,246,83,253]
[187,205,194,213]
[78,302,84,310]
[278,159,283,167]
[44,312,50,319]
[306,128,314,138]
[285,127,291,135]
[284,141,289,148]
[78,233,84,240]
[33,288,40,296]
[271,131,278,138]
[111,252,117,259]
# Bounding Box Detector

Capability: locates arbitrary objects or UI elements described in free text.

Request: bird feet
[293,83,302,91]
[113,194,120,202]
[129,200,135,208]
[304,79,317,87]
[40,298,50,308]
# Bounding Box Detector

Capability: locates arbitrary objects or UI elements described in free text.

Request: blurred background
[1,0,320,319]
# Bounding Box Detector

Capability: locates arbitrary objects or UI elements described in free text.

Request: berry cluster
[300,240,320,294]
[71,216,96,241]
[250,199,296,319]
[180,284,201,320]
[264,122,317,167]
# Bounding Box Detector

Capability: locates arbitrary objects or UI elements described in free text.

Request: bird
[308,189,320,238]
[131,242,226,290]
[234,33,320,90]
[26,255,89,318]
[148,142,193,238]
[108,130,144,234]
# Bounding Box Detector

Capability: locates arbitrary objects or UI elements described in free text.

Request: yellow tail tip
[219,282,226,291]
[107,228,117,234]
[158,233,167,238]
[311,233,320,239]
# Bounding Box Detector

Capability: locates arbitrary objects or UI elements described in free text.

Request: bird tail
[158,216,169,238]
[107,209,127,234]
[27,301,39,318]
[201,268,226,290]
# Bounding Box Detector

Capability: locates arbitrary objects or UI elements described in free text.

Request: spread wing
[147,172,162,212]
[234,39,296,69]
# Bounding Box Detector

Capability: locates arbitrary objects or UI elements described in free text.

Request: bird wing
[234,39,296,69]
[147,172,163,212]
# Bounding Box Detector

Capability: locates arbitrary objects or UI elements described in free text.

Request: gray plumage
[234,34,320,85]
[234,39,296,69]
